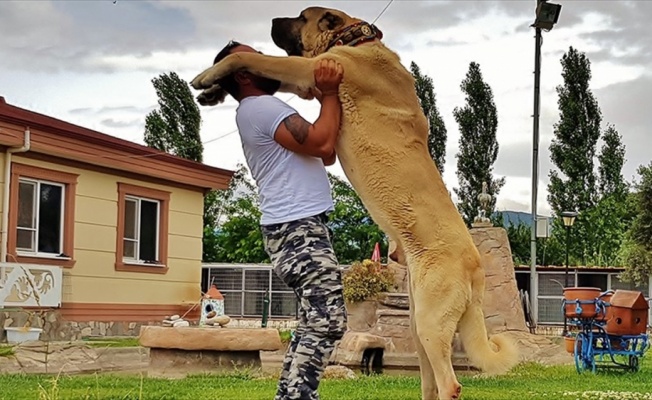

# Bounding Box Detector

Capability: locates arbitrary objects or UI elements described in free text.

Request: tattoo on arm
[283,114,310,144]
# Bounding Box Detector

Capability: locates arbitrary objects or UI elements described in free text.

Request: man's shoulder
[241,95,290,108]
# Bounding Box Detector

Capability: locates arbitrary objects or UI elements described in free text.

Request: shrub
[343,259,395,303]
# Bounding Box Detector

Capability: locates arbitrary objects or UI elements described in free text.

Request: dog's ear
[318,12,344,31]
[196,84,227,106]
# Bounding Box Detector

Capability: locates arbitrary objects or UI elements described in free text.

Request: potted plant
[564,331,578,354]
[343,259,395,304]
[342,259,395,331]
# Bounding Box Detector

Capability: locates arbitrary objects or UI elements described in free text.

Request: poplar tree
[453,62,505,226]
[547,47,602,264]
[410,62,447,173]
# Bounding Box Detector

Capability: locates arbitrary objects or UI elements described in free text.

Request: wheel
[574,333,595,374]
[629,355,640,372]
[574,333,585,373]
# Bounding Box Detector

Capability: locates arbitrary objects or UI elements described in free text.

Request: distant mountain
[493,210,552,230]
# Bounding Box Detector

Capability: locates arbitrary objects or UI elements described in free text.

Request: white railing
[0,262,62,307]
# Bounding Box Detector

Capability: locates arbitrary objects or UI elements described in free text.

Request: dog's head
[271,7,365,57]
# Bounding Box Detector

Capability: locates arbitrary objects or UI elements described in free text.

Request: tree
[144,71,203,161]
[581,123,632,266]
[203,165,259,262]
[205,168,387,264]
[598,124,627,200]
[453,62,505,226]
[621,163,652,285]
[410,62,447,173]
[328,173,387,264]
[547,47,603,265]
[144,71,221,262]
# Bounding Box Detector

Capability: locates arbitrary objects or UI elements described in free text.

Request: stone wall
[1,308,298,343]
[1,309,159,342]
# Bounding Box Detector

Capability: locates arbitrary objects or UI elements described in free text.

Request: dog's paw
[190,69,215,90]
[196,84,227,106]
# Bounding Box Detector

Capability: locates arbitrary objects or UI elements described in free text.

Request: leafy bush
[343,259,395,303]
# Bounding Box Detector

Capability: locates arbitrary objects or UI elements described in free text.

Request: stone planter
[344,300,378,332]
[5,327,43,344]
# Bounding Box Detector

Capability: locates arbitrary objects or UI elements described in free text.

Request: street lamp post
[561,210,577,336]
[529,0,562,326]
[561,211,578,287]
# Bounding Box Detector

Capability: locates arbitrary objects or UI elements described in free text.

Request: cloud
[595,72,652,181]
[100,118,142,129]
[0,0,196,73]
[69,104,155,116]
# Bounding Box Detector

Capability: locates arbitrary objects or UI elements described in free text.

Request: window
[116,183,169,274]
[8,163,77,267]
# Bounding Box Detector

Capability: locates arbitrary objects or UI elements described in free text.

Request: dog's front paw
[196,84,227,106]
[190,68,216,90]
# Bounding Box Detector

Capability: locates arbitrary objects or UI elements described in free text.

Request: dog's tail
[457,273,520,375]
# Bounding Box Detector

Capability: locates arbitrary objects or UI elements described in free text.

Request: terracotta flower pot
[564,336,576,353]
[564,287,601,318]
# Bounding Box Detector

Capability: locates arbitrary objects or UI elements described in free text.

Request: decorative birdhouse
[606,290,649,335]
[200,285,225,326]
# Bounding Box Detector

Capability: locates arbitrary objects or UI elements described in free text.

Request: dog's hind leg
[412,279,465,400]
[408,271,437,400]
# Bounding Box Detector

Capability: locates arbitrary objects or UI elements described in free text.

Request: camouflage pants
[262,213,348,400]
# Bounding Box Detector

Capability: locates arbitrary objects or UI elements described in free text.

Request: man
[211,41,347,400]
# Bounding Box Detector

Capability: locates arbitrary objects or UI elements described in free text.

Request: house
[0,96,233,340]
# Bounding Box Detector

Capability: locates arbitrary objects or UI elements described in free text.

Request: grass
[278,329,293,344]
[0,345,14,358]
[1,356,652,399]
[82,337,141,348]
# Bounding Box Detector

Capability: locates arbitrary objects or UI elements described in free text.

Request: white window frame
[122,195,161,266]
[16,178,65,258]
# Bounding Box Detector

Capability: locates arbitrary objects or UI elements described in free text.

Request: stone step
[376,309,410,318]
[379,293,410,310]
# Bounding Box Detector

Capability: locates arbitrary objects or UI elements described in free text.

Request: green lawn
[2,359,652,400]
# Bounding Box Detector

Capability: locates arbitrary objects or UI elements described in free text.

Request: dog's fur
[191,7,519,400]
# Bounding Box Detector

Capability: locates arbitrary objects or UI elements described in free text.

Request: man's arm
[273,59,343,159]
[273,93,341,159]
[322,151,337,166]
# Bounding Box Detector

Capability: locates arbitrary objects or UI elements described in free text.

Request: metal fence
[203,263,651,325]
[201,264,299,318]
[515,269,650,324]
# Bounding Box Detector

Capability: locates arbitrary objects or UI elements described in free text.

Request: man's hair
[213,40,242,98]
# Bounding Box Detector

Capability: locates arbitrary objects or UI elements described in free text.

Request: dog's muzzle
[271,17,304,56]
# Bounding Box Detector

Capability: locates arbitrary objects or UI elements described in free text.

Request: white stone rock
[206,315,231,326]
[173,320,189,327]
[169,315,181,321]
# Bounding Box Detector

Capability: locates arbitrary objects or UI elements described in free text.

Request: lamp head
[561,211,578,227]
[532,1,562,31]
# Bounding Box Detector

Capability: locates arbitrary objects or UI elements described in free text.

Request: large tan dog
[191,7,519,400]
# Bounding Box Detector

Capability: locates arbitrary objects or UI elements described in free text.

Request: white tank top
[235,95,334,225]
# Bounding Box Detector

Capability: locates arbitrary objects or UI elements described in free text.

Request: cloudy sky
[1,0,650,217]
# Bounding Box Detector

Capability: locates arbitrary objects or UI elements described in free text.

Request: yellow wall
[11,155,205,306]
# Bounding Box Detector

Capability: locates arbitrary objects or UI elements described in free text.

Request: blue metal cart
[563,291,649,374]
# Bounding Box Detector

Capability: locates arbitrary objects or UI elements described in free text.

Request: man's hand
[314,59,343,97]
[272,58,343,159]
